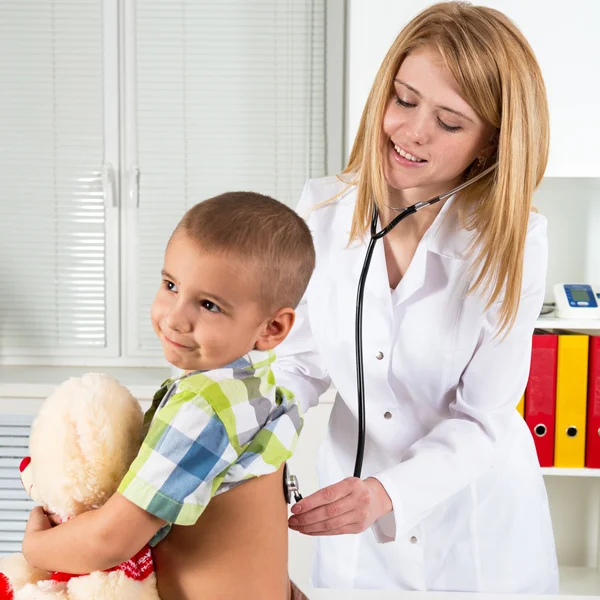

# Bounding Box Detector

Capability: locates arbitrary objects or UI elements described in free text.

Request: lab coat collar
[342,190,471,308]
[391,194,472,306]
[424,194,473,260]
[338,186,472,262]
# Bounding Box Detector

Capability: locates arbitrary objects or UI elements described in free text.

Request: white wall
[345,0,600,177]
[534,179,600,302]
[344,0,600,300]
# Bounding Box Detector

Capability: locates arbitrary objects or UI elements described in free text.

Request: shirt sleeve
[272,180,332,413]
[371,216,548,542]
[118,386,240,526]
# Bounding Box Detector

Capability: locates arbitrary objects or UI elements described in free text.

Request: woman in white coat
[274,2,558,594]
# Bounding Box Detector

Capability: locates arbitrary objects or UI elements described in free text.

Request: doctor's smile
[390,141,428,167]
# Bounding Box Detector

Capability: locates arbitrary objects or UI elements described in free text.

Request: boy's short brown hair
[176,192,315,312]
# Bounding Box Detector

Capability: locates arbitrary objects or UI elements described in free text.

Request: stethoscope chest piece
[283,462,303,504]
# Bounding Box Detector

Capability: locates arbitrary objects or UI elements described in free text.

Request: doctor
[274,1,558,594]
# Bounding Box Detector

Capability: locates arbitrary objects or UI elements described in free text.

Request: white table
[305,591,598,599]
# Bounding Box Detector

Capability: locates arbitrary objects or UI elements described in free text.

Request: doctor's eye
[395,96,416,108]
[438,118,462,133]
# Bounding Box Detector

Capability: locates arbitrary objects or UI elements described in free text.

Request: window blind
[0,415,34,556]
[127,0,328,355]
[0,1,113,359]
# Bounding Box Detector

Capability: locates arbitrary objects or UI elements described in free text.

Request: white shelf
[536,316,600,331]
[559,566,600,596]
[542,468,600,477]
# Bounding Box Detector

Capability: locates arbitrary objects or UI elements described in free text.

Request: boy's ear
[254,308,296,351]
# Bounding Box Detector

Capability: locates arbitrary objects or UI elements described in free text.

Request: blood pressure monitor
[553,283,600,319]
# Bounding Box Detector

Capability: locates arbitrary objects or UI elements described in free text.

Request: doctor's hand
[288,477,392,536]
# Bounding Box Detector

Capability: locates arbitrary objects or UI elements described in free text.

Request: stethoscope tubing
[353,164,496,478]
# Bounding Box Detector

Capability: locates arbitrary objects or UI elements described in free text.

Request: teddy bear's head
[19,373,144,521]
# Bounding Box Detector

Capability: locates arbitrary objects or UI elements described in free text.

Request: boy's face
[151,231,289,372]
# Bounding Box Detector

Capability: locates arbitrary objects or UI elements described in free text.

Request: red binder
[525,333,558,467]
[585,336,600,468]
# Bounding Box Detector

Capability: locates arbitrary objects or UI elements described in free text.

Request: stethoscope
[353,163,497,477]
[284,162,497,503]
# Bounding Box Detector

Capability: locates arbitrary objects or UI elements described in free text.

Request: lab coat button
[410,536,418,544]
[376,351,384,360]
[384,411,392,420]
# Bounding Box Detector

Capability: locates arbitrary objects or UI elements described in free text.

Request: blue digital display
[564,284,598,308]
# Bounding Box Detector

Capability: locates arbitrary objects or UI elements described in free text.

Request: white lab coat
[273,176,559,593]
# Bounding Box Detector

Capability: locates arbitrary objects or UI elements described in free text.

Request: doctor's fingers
[289,509,364,536]
[288,494,358,530]
[290,477,360,516]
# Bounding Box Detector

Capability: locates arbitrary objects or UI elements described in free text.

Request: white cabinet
[532,175,600,596]
[346,0,600,177]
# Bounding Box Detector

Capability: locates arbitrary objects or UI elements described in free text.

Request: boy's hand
[23,493,166,574]
[25,506,53,535]
[46,512,63,527]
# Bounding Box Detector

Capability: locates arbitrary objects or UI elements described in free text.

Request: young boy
[23,192,315,599]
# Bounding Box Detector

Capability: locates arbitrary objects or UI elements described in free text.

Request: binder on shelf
[517,394,524,418]
[525,333,558,467]
[554,334,589,468]
[585,336,600,468]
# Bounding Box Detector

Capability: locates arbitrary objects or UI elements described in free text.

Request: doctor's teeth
[394,144,424,162]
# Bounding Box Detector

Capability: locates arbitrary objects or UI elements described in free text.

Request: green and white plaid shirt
[118,349,302,545]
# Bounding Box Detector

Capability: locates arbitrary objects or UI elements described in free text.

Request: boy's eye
[164,280,177,292]
[201,300,222,314]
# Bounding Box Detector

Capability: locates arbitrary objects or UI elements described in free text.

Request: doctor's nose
[402,112,431,146]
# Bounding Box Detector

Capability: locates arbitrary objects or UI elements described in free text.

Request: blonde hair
[176,192,315,312]
[345,1,549,335]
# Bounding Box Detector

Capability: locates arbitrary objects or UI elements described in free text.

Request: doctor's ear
[254,308,296,351]
[478,130,499,163]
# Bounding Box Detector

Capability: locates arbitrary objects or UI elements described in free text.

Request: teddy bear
[0,373,160,600]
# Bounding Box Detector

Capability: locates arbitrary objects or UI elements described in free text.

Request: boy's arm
[22,378,243,575]
[22,492,165,574]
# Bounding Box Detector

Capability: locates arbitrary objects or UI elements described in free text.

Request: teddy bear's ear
[29,373,144,519]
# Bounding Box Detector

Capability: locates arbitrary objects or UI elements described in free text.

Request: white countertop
[305,591,597,599]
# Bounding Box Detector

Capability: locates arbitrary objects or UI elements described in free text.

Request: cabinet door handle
[129,165,140,208]
[102,162,118,208]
